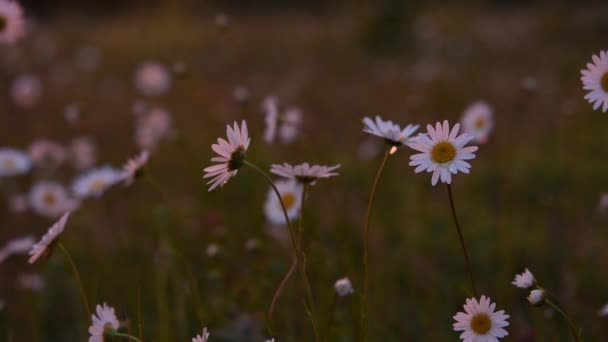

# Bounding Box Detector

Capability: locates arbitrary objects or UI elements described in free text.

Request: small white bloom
[203,121,250,191]
[134,107,173,151]
[28,212,70,264]
[69,137,97,171]
[262,96,303,144]
[0,235,34,263]
[134,61,172,97]
[122,150,149,186]
[72,166,123,199]
[598,303,608,317]
[264,180,302,225]
[192,327,210,342]
[206,244,220,257]
[334,277,355,297]
[0,148,31,177]
[270,162,340,185]
[89,303,120,342]
[11,74,42,109]
[28,139,67,168]
[453,295,510,341]
[512,268,535,289]
[17,273,45,292]
[581,50,608,112]
[527,289,545,305]
[460,101,493,144]
[29,181,78,218]
[0,0,26,44]
[362,115,419,148]
[408,120,478,186]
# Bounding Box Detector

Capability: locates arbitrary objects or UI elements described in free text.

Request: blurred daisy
[233,86,250,103]
[262,96,303,144]
[0,148,31,177]
[122,150,149,186]
[453,295,509,342]
[72,166,123,199]
[28,212,70,264]
[527,289,545,306]
[11,74,42,109]
[460,101,494,144]
[512,268,535,289]
[134,107,173,151]
[64,103,80,124]
[599,304,608,317]
[192,327,210,342]
[362,115,419,150]
[134,61,172,97]
[206,243,220,257]
[0,0,25,44]
[334,277,355,297]
[89,303,120,342]
[264,179,302,225]
[69,137,97,171]
[0,235,34,263]
[29,181,78,218]
[28,139,67,168]
[270,162,340,185]
[203,121,250,191]
[408,120,478,186]
[17,273,45,292]
[581,50,608,112]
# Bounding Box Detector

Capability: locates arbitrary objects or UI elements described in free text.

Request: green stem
[57,242,92,319]
[361,148,391,342]
[446,184,478,297]
[110,331,144,342]
[545,298,583,342]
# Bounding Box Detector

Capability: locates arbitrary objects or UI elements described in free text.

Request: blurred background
[1,0,608,341]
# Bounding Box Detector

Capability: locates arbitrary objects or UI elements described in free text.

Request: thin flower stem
[545,297,584,342]
[110,331,144,342]
[268,257,297,331]
[361,147,391,342]
[325,293,338,342]
[446,184,478,297]
[57,242,92,320]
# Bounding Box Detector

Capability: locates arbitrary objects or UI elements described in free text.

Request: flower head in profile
[0,235,34,263]
[29,181,78,218]
[527,289,545,306]
[362,115,419,151]
[408,120,478,186]
[28,212,70,264]
[0,148,31,177]
[270,162,340,185]
[122,150,149,186]
[134,61,172,97]
[581,50,608,112]
[262,96,302,144]
[453,295,509,342]
[264,180,303,225]
[203,121,250,191]
[512,268,535,289]
[0,0,25,44]
[89,303,120,342]
[460,101,494,144]
[192,327,210,342]
[334,277,355,297]
[599,303,608,317]
[72,166,124,199]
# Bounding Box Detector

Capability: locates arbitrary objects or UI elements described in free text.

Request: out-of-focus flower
[215,13,230,30]
[599,303,608,317]
[0,0,26,44]
[16,273,45,292]
[64,103,80,124]
[527,289,545,306]
[206,244,220,257]
[334,277,355,297]
[72,166,123,199]
[0,148,31,177]
[512,268,535,289]
[29,181,78,218]
[75,44,102,72]
[264,179,302,225]
[262,96,303,144]
[244,238,259,252]
[122,150,149,186]
[0,235,34,263]
[173,61,188,75]
[460,101,494,144]
[192,327,210,342]
[132,99,149,116]
[270,162,340,185]
[11,74,42,109]
[453,295,509,341]
[134,107,172,151]
[522,76,539,92]
[89,303,120,342]
[28,139,67,168]
[203,121,250,191]
[69,137,97,171]
[28,212,70,264]
[134,61,172,97]
[598,193,608,213]
[581,50,608,112]
[233,86,250,103]
[408,120,478,186]
[8,193,28,213]
[362,115,419,152]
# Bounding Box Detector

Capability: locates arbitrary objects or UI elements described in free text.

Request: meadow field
[1,1,608,341]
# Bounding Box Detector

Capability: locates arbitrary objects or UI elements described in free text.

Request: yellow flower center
[474,117,486,129]
[2,158,15,170]
[470,313,492,334]
[601,71,608,93]
[281,192,296,210]
[431,141,456,164]
[89,179,107,193]
[43,192,56,206]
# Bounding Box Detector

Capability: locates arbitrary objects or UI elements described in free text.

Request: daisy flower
[89,303,120,342]
[270,162,340,185]
[134,61,172,97]
[203,121,250,191]
[362,115,419,150]
[0,148,31,177]
[192,327,210,342]
[28,212,70,264]
[11,74,42,109]
[28,139,67,168]
[334,277,355,297]
[460,101,494,144]
[453,295,509,342]
[29,181,78,218]
[262,96,302,144]
[264,179,303,225]
[0,0,25,44]
[0,235,34,263]
[598,304,608,317]
[122,150,149,186]
[527,289,545,306]
[581,50,608,112]
[512,268,535,289]
[72,166,124,199]
[408,120,478,186]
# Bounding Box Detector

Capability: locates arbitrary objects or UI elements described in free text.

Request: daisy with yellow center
[0,148,31,177]
[29,181,78,218]
[72,166,124,199]
[264,180,303,225]
[409,120,478,186]
[581,50,608,112]
[453,295,509,342]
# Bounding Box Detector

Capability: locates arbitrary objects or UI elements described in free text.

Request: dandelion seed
[28,212,70,264]
[460,101,493,144]
[270,162,340,185]
[598,304,608,317]
[512,268,535,289]
[334,277,355,297]
[11,74,42,109]
[88,303,120,342]
[362,115,419,150]
[29,181,78,218]
[453,295,510,341]
[264,180,302,225]
[528,289,545,306]
[581,50,608,112]
[0,148,31,177]
[72,166,123,199]
[0,235,34,263]
[134,61,172,97]
[408,120,478,186]
[0,0,25,44]
[203,121,250,191]
[122,150,149,186]
[192,327,210,342]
